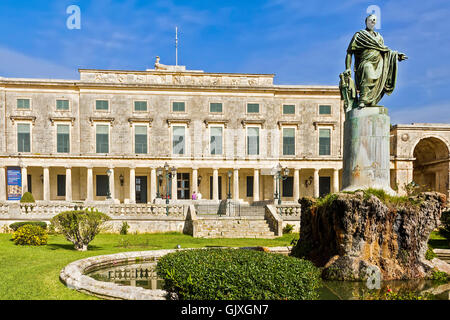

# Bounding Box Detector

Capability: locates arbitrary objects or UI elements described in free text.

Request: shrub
[50,209,110,251]
[430,270,449,284]
[12,225,48,246]
[120,221,130,235]
[156,248,321,300]
[20,192,35,203]
[283,224,294,234]
[425,244,437,261]
[9,221,47,232]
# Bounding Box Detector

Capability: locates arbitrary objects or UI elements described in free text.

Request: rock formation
[291,191,447,281]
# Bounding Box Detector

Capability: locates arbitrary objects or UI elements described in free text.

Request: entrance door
[319,177,331,198]
[177,173,190,200]
[135,176,148,203]
[210,176,222,200]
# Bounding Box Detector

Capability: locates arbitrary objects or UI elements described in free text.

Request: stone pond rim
[291,191,448,281]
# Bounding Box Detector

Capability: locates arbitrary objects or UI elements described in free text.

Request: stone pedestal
[342,106,395,195]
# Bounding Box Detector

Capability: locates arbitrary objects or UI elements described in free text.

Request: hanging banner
[7,167,22,201]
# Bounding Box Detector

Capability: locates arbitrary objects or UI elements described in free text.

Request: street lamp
[274,164,289,205]
[227,171,232,200]
[161,162,176,216]
[106,169,112,200]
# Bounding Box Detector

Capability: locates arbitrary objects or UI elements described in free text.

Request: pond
[86,261,449,300]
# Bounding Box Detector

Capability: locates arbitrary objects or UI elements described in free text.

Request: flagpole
[175,26,178,66]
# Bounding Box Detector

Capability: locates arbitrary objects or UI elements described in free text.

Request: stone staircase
[194,216,275,239]
[434,249,450,264]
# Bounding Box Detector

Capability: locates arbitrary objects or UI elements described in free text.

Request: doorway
[135,176,148,203]
[319,176,331,198]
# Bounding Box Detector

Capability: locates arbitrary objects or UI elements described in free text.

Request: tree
[50,209,110,251]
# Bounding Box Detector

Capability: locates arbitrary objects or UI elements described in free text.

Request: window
[17,99,30,110]
[96,124,109,153]
[56,100,69,110]
[57,124,70,153]
[210,103,223,113]
[282,177,294,197]
[247,103,259,113]
[134,101,147,112]
[177,173,190,200]
[57,175,66,197]
[319,105,332,115]
[247,127,259,155]
[283,128,295,156]
[246,176,254,197]
[319,128,331,156]
[172,102,185,112]
[17,123,31,152]
[96,100,109,111]
[283,105,295,115]
[135,125,148,154]
[96,175,109,197]
[210,126,223,155]
[173,126,185,155]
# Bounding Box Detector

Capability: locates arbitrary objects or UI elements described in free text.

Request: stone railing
[109,204,185,217]
[276,204,301,218]
[19,202,78,215]
[0,203,9,215]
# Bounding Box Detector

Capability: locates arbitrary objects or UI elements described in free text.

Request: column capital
[65,165,72,169]
[42,165,50,170]
[85,165,94,169]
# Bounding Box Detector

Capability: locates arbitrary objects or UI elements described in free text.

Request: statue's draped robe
[347,29,399,106]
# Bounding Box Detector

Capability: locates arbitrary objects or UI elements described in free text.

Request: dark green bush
[156,248,321,300]
[20,192,35,203]
[120,221,130,235]
[12,225,48,246]
[430,270,449,284]
[50,209,110,251]
[425,244,437,261]
[439,210,450,244]
[9,221,47,232]
[283,224,294,234]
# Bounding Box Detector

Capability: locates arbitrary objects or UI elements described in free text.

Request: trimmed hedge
[156,248,321,300]
[9,221,47,232]
[20,192,35,203]
[12,224,48,246]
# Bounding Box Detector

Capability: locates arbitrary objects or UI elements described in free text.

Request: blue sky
[0,0,449,124]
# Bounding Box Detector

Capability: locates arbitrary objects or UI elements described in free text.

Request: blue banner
[7,167,22,201]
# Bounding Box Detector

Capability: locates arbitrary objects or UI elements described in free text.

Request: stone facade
[0,65,448,208]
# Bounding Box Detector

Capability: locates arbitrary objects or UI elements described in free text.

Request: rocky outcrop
[291,192,447,281]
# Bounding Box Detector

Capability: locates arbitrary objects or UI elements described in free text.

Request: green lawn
[0,232,298,300]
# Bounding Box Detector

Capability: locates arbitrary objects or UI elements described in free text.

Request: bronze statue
[341,14,408,110]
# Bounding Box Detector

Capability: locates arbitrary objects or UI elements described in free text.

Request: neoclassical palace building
[0,62,449,205]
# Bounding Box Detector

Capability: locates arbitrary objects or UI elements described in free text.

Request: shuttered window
[283,128,295,155]
[96,125,109,153]
[56,100,69,110]
[319,105,331,115]
[319,129,331,155]
[247,103,259,113]
[173,126,185,155]
[172,102,185,112]
[283,105,295,114]
[96,100,109,111]
[134,101,147,112]
[247,127,259,155]
[57,124,70,153]
[210,103,223,113]
[210,127,223,155]
[17,123,31,152]
[135,125,148,154]
[17,99,30,109]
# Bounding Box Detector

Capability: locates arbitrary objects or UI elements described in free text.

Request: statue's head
[365,14,377,31]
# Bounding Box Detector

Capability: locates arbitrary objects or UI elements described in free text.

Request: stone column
[0,167,6,201]
[333,168,340,193]
[253,169,260,202]
[43,166,50,201]
[108,167,115,200]
[65,166,72,202]
[150,168,156,202]
[21,166,28,194]
[129,167,136,204]
[213,169,219,200]
[293,169,300,201]
[86,167,93,201]
[233,169,239,200]
[171,169,178,201]
[313,169,320,198]
[192,168,198,195]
